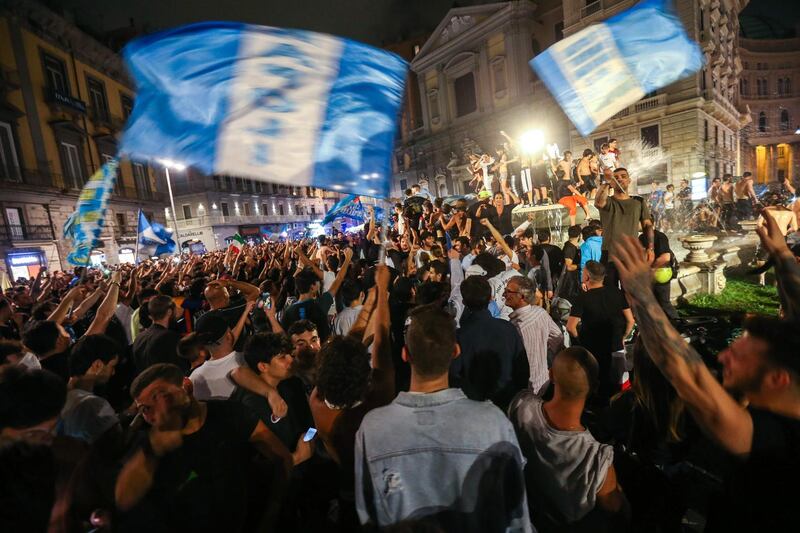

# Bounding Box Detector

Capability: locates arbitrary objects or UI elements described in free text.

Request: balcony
[0,224,54,242]
[0,165,58,188]
[44,86,86,114]
[113,185,165,203]
[177,213,314,229]
[608,94,666,121]
[581,0,603,18]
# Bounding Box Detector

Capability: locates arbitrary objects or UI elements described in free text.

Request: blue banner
[119,22,407,198]
[137,209,177,258]
[62,161,118,266]
[530,0,702,136]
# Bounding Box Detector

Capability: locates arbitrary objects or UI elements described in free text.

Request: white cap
[465,264,487,278]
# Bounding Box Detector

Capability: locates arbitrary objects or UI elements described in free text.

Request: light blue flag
[530,0,703,136]
[63,161,118,266]
[137,209,177,258]
[119,22,408,198]
[321,195,362,226]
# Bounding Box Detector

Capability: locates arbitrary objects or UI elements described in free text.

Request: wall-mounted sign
[8,254,42,266]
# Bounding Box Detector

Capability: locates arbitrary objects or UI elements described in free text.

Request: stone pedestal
[681,235,718,263]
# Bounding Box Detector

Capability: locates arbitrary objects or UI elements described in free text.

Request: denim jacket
[355,388,533,532]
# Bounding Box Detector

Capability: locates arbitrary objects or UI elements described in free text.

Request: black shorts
[580,175,597,191]
[532,164,549,188]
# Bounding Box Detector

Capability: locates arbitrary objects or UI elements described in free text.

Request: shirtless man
[719,174,736,230]
[735,172,757,222]
[576,149,599,199]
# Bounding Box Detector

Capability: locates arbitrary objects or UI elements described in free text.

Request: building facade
[564,0,751,192]
[390,0,570,198]
[168,170,342,252]
[0,0,167,278]
[392,0,752,198]
[739,36,800,185]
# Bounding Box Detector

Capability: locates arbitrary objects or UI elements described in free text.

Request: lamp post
[158,159,186,254]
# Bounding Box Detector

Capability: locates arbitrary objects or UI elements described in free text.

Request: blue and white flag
[320,194,384,226]
[120,22,407,198]
[137,209,177,258]
[62,161,118,266]
[530,0,702,137]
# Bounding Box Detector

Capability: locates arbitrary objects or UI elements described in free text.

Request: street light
[519,129,545,154]
[157,159,186,254]
[794,125,800,135]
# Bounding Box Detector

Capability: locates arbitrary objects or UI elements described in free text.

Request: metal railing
[177,213,314,229]
[580,0,603,18]
[0,224,54,242]
[0,165,59,187]
[113,185,164,202]
[609,94,666,120]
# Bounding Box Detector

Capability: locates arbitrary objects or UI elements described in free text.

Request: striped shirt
[509,305,564,392]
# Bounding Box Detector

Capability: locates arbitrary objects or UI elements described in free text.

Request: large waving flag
[137,209,176,258]
[530,0,702,137]
[119,22,407,198]
[320,195,384,226]
[63,161,118,266]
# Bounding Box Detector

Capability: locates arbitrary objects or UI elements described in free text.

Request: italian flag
[229,233,246,254]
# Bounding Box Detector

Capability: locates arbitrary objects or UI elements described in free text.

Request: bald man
[203,279,260,350]
[509,347,628,527]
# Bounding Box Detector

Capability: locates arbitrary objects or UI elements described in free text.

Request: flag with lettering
[530,0,702,136]
[62,161,118,266]
[119,22,407,198]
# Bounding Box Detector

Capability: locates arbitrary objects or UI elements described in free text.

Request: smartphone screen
[303,428,317,442]
[261,292,271,309]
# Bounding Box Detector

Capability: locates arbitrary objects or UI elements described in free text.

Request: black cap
[195,313,229,344]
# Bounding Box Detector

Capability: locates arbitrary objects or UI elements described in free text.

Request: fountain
[681,234,718,263]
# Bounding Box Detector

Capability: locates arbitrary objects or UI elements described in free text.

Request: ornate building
[738,23,800,185]
[0,0,166,275]
[563,0,751,190]
[390,0,570,198]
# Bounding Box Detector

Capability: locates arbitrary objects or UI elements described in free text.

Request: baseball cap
[465,264,487,278]
[195,313,229,343]
[478,190,491,200]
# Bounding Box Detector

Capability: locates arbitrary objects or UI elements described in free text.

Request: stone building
[390,0,570,198]
[0,0,167,276]
[738,19,800,185]
[564,0,751,192]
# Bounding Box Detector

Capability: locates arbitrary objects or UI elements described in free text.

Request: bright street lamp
[158,159,186,253]
[519,129,545,154]
[794,125,800,135]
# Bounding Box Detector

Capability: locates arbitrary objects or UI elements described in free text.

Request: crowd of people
[1,166,800,533]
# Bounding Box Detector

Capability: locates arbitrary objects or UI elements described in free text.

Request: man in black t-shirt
[232,332,312,451]
[612,227,800,533]
[204,279,260,351]
[566,261,634,403]
[639,228,678,320]
[116,363,312,532]
[537,229,565,279]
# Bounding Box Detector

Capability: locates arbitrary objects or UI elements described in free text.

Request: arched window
[758,111,767,132]
[781,109,790,130]
[740,78,748,96]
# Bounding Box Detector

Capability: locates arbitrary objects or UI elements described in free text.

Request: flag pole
[134,209,141,265]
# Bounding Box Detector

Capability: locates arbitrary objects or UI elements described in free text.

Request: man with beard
[115,363,313,532]
[611,223,800,533]
[132,295,185,373]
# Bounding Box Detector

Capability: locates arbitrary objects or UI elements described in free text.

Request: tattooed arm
[612,236,754,455]
[757,211,800,320]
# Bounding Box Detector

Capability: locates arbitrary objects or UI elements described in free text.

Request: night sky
[44,0,800,47]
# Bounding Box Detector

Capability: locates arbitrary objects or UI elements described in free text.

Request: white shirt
[18,351,42,370]
[60,388,119,443]
[189,351,243,400]
[334,305,362,336]
[509,305,564,392]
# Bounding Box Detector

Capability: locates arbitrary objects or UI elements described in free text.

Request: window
[59,141,84,188]
[757,78,768,96]
[715,125,719,145]
[641,124,660,147]
[491,57,507,94]
[531,38,541,56]
[311,205,316,215]
[86,77,109,121]
[778,169,786,181]
[701,69,706,91]
[6,207,24,239]
[254,180,263,193]
[704,120,709,141]
[243,202,251,216]
[262,203,269,215]
[0,121,20,181]
[182,204,192,219]
[120,94,134,119]
[116,213,127,234]
[781,109,790,131]
[554,21,564,41]
[224,176,232,190]
[454,73,477,117]
[278,204,284,216]
[785,78,792,95]
[399,178,408,191]
[132,162,151,196]
[715,162,719,180]
[758,111,766,132]
[42,53,68,94]
[220,202,229,216]
[427,90,440,122]
[778,146,786,157]
[740,78,748,96]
